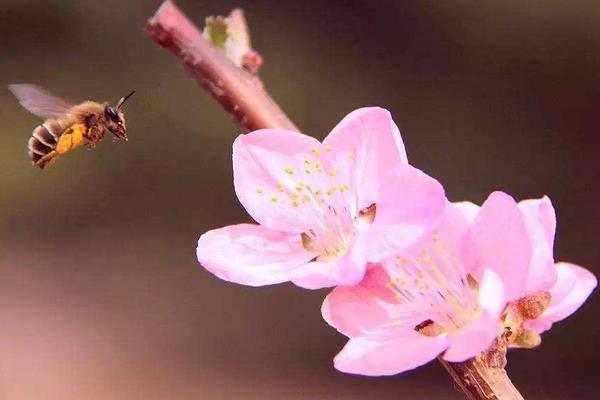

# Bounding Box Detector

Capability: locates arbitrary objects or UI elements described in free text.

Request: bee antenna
[117,90,136,110]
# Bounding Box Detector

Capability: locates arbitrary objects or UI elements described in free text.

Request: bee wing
[8,84,73,118]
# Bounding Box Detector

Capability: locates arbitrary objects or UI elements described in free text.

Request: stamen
[267,145,374,264]
[386,237,480,335]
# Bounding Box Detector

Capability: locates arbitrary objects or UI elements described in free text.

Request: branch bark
[146,0,298,132]
[439,357,524,400]
[146,2,525,399]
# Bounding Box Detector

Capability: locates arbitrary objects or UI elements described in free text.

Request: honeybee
[9,84,135,168]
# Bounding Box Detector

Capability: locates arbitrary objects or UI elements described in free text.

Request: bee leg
[35,151,59,168]
[84,126,103,145]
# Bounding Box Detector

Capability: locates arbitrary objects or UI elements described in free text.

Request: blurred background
[1,0,598,398]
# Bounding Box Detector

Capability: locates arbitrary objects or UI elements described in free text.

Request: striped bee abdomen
[28,121,62,168]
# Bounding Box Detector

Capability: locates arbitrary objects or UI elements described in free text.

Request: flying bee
[9,84,135,169]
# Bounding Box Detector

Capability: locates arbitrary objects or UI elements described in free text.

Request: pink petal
[467,192,532,301]
[477,269,506,318]
[197,224,315,286]
[443,311,499,362]
[232,129,325,233]
[322,107,408,210]
[453,201,480,223]
[334,328,448,376]
[374,200,472,280]
[365,165,447,262]
[519,196,556,246]
[290,244,367,289]
[519,196,558,292]
[525,262,597,333]
[322,266,394,337]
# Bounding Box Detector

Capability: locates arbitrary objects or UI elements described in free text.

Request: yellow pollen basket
[56,123,86,154]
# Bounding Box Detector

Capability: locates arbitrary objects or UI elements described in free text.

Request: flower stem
[145,2,525,399]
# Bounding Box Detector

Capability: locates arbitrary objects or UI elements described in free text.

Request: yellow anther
[277,181,285,193]
[296,183,305,191]
[310,147,321,157]
[271,196,278,203]
[292,200,300,207]
[304,159,311,165]
[304,168,311,174]
[315,189,322,196]
[327,186,337,195]
[324,145,332,152]
[285,167,294,175]
[256,187,263,195]
[291,192,300,200]
[328,168,337,177]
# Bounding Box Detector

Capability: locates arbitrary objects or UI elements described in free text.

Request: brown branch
[146,0,298,132]
[146,2,525,399]
[439,357,524,400]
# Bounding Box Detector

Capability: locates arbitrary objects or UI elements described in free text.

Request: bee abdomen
[28,124,57,167]
[32,124,58,148]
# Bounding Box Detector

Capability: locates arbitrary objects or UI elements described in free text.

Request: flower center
[301,203,376,261]
[385,235,481,336]
[254,143,362,261]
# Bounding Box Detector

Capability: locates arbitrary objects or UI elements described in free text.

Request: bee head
[105,106,127,140]
[106,90,135,141]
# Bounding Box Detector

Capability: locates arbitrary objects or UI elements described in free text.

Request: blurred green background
[1,0,598,398]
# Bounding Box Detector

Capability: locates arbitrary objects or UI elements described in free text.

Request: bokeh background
[1,0,598,398]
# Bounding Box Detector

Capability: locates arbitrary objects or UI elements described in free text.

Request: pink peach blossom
[500,196,596,344]
[323,192,538,375]
[460,195,595,344]
[197,108,446,289]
